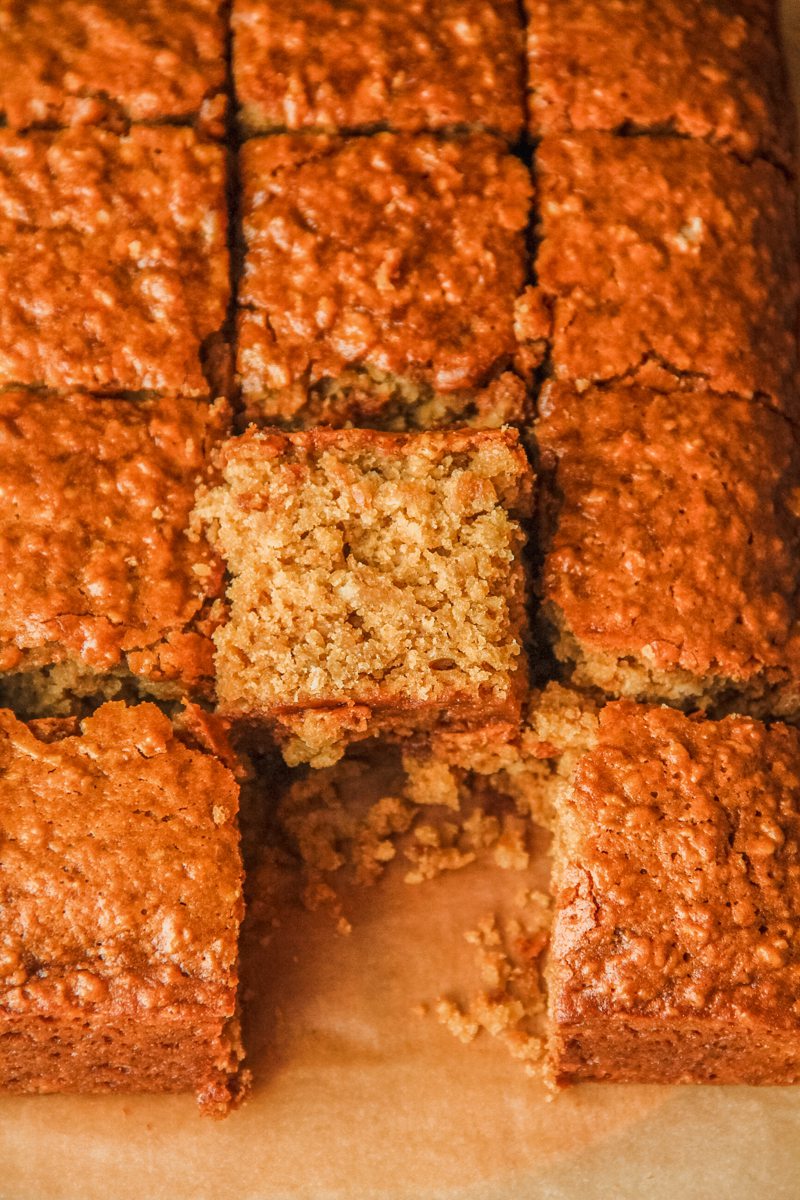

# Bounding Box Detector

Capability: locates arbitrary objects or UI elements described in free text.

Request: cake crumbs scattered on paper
[431,890,552,1077]
[256,683,592,929]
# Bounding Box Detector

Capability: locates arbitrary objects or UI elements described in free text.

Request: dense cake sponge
[237,133,541,429]
[0,702,246,1113]
[232,0,525,139]
[0,0,227,132]
[196,427,534,763]
[538,383,800,717]
[548,701,800,1086]
[0,391,229,715]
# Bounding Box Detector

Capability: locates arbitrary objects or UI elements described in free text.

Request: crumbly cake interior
[0,659,191,720]
[408,681,600,829]
[242,364,530,432]
[196,429,533,720]
[548,612,800,721]
[252,683,595,1074]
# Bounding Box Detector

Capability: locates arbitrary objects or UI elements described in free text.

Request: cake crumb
[431,891,552,1077]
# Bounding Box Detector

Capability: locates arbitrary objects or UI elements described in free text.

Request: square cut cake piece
[0,391,228,715]
[0,701,245,1113]
[525,0,794,167]
[537,383,800,717]
[195,427,534,765]
[232,0,525,140]
[0,1,227,134]
[548,700,800,1085]
[237,133,542,429]
[533,133,800,413]
[0,127,229,397]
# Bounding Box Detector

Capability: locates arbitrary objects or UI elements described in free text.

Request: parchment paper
[2,6,800,1196]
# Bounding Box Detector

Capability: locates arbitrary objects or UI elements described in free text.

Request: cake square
[533,133,800,412]
[0,126,229,396]
[232,0,525,139]
[0,701,245,1113]
[0,391,229,714]
[525,0,794,166]
[537,383,800,717]
[237,133,540,429]
[549,701,800,1086]
[195,427,534,762]
[0,1,227,133]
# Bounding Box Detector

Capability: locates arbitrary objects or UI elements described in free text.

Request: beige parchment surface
[2,7,800,1198]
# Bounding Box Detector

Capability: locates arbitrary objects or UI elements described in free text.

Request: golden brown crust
[237,133,535,428]
[0,127,229,396]
[538,384,800,706]
[525,0,795,166]
[533,133,800,412]
[0,0,227,131]
[0,702,245,1110]
[232,0,525,139]
[195,427,534,755]
[0,391,228,690]
[549,703,800,1084]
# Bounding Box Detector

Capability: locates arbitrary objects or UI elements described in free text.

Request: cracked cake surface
[537,382,800,716]
[525,0,794,166]
[0,701,245,1113]
[232,0,525,139]
[0,391,228,712]
[0,126,229,397]
[0,0,227,132]
[532,132,800,411]
[237,133,540,428]
[549,700,800,1085]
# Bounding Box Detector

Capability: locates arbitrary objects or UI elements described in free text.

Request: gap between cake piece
[0,0,228,136]
[193,426,535,766]
[524,0,795,170]
[0,700,247,1114]
[236,132,546,430]
[248,710,564,1069]
[231,0,526,141]
[0,125,230,398]
[536,381,800,718]
[530,131,800,414]
[0,391,230,717]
